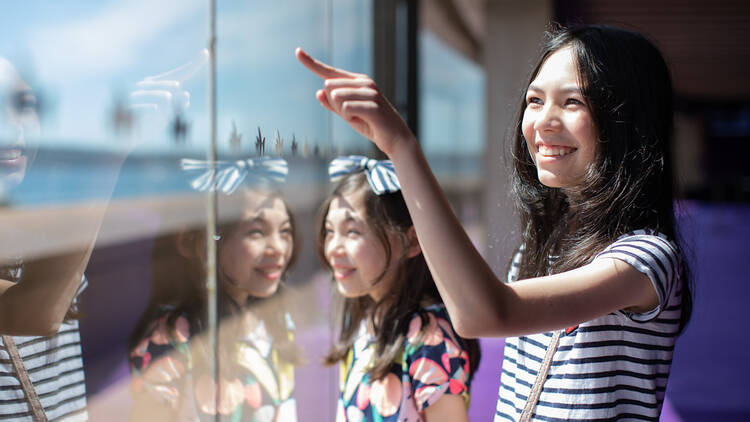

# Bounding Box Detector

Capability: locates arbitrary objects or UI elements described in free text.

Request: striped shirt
[496,230,682,422]
[0,278,88,421]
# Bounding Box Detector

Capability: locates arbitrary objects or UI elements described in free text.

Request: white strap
[519,330,562,422]
[2,335,48,422]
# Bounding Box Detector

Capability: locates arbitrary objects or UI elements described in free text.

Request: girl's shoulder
[144,306,194,342]
[129,306,194,372]
[403,304,472,411]
[405,303,463,349]
[597,229,680,263]
[595,229,683,322]
[612,228,676,245]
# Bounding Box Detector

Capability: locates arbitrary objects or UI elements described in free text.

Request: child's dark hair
[129,189,302,367]
[317,172,480,381]
[511,24,692,331]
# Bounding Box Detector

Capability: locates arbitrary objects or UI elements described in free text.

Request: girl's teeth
[538,145,575,156]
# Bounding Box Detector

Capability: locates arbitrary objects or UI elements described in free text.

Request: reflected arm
[0,246,91,336]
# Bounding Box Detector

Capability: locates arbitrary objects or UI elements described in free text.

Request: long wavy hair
[129,188,302,370]
[511,25,692,331]
[317,173,480,381]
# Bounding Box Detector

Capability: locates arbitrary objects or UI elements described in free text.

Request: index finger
[295,47,358,80]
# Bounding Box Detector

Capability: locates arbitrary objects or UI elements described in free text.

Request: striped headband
[180,157,288,194]
[328,155,401,195]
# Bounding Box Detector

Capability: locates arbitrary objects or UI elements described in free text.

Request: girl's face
[218,191,293,305]
[0,59,39,190]
[323,188,403,302]
[522,46,598,189]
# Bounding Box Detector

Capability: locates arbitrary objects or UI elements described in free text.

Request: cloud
[28,0,204,80]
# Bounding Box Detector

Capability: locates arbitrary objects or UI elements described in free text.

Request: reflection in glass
[128,159,301,421]
[3,1,376,419]
[0,57,89,421]
[0,58,39,196]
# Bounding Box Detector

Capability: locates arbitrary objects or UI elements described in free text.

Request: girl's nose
[535,104,562,133]
[265,232,285,256]
[325,233,345,259]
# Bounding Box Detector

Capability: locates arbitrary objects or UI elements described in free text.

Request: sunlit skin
[522,46,598,189]
[323,188,404,302]
[0,58,39,190]
[218,191,293,306]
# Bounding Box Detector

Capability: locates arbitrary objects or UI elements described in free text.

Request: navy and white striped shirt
[496,230,682,421]
[0,278,88,422]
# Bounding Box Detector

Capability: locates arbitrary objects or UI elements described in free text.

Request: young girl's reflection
[129,159,301,421]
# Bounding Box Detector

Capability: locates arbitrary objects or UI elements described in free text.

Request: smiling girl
[299,24,692,421]
[129,159,301,421]
[318,157,480,422]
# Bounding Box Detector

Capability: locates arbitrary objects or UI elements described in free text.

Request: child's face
[218,191,293,304]
[522,46,598,189]
[323,188,403,302]
[0,59,39,190]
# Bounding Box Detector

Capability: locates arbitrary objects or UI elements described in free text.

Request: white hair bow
[180,157,288,194]
[329,155,401,195]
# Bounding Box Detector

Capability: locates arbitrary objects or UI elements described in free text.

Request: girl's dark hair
[511,24,692,331]
[317,173,480,381]
[129,189,302,368]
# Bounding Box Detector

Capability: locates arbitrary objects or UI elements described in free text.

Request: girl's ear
[405,226,422,258]
[175,230,200,259]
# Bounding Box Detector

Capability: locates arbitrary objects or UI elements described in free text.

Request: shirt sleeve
[506,245,524,284]
[129,312,192,410]
[593,230,681,322]
[404,308,471,411]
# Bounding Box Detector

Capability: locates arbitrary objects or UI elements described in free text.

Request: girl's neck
[221,278,251,308]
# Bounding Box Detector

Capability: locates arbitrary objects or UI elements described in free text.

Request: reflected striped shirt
[495,230,682,422]
[0,278,88,421]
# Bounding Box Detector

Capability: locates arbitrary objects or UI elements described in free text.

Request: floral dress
[129,308,297,421]
[337,304,471,422]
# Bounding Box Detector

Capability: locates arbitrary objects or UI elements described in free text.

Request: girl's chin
[222,278,280,301]
[536,170,578,189]
[0,161,27,188]
[248,281,281,298]
[336,283,367,299]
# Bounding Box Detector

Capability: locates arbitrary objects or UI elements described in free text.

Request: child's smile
[324,189,403,301]
[219,192,293,304]
[254,264,285,281]
[331,265,356,281]
[522,46,597,189]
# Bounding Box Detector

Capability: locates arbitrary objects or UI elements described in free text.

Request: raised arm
[295,48,658,338]
[0,51,207,337]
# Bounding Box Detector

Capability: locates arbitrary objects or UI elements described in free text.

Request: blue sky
[1,1,482,156]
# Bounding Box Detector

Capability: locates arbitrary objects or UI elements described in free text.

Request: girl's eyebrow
[325,213,358,226]
[527,84,582,94]
[245,215,291,227]
[243,216,267,226]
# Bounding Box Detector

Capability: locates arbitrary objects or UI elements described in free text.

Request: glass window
[1,2,371,421]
